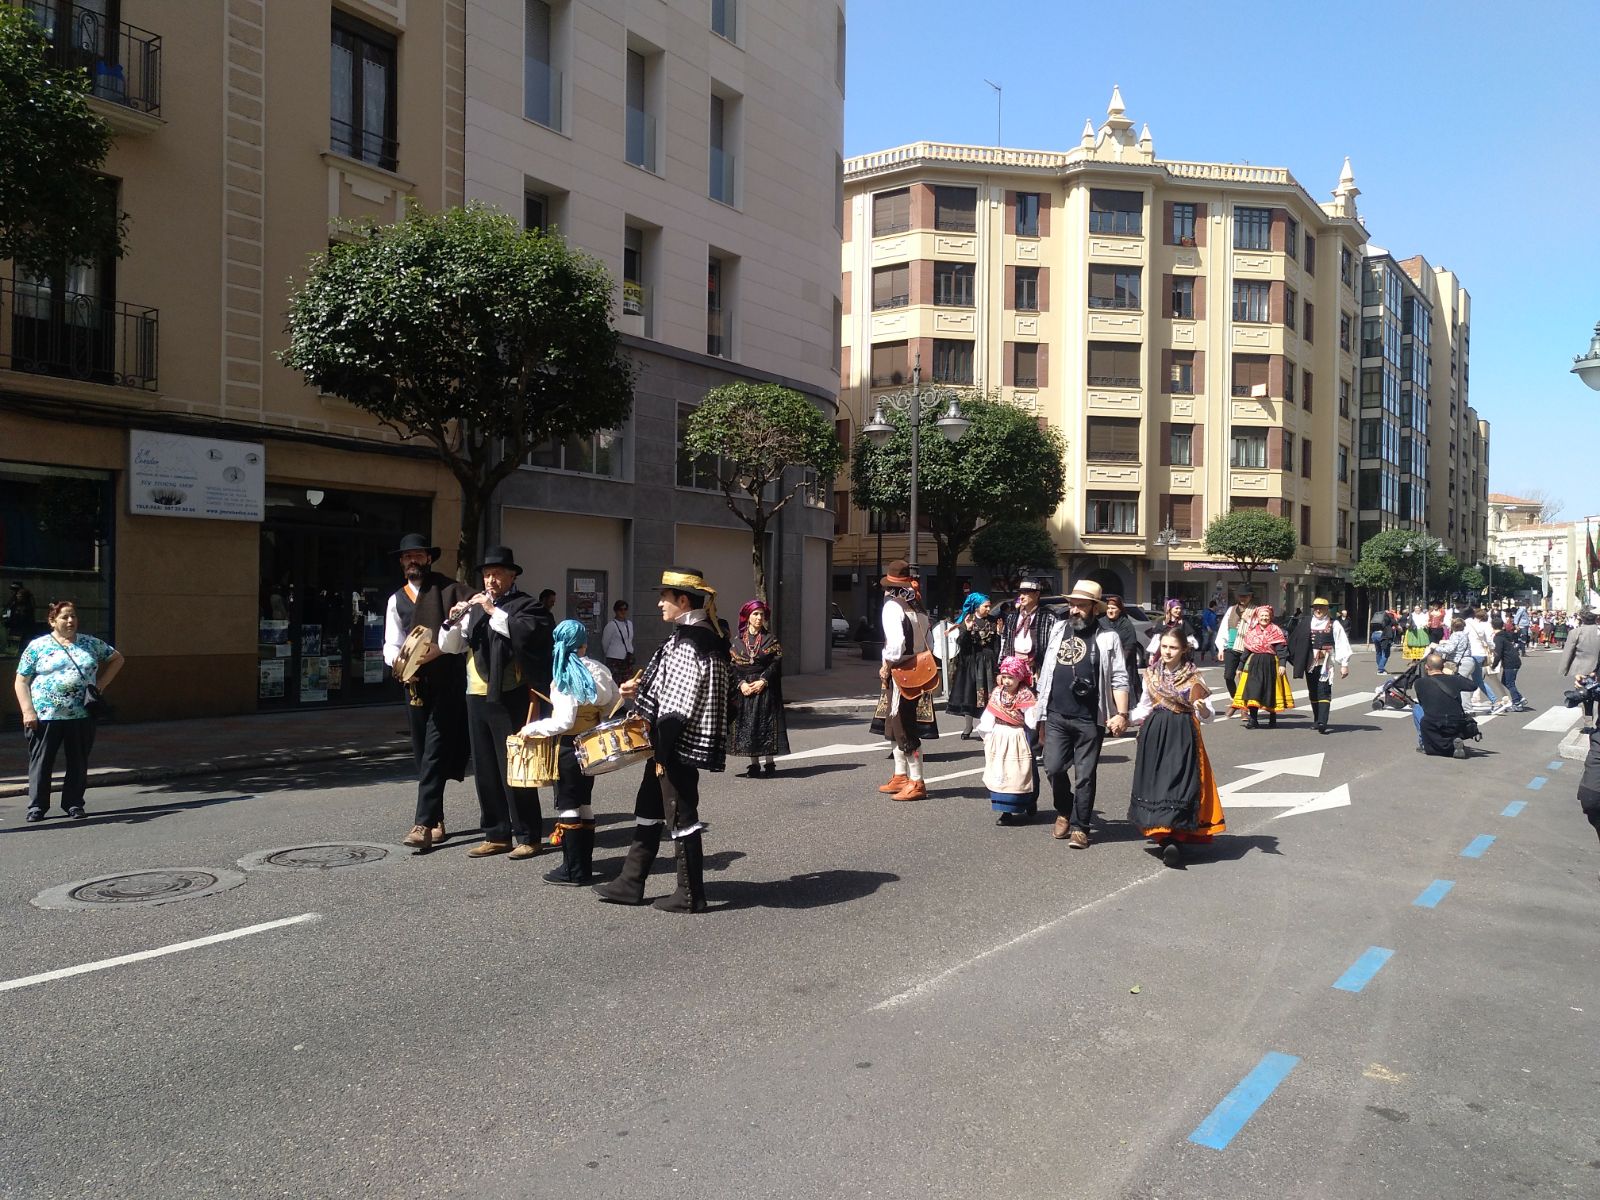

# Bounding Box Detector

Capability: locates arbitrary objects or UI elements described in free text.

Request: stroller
[1373,660,1421,711]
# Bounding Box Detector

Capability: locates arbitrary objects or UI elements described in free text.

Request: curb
[1559,722,1591,763]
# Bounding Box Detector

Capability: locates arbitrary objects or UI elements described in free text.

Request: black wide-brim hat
[476,545,523,576]
[393,532,440,560]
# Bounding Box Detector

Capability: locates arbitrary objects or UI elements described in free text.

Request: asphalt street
[1,650,1596,1199]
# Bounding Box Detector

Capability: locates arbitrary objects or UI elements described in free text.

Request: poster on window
[299,656,329,703]
[300,624,322,656]
[258,659,285,699]
[362,614,384,650]
[363,649,386,684]
[128,430,265,521]
[327,660,344,691]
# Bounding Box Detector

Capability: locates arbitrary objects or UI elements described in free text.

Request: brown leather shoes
[891,780,926,802]
[878,774,909,794]
[1052,816,1071,839]
[429,823,447,844]
[1068,828,1090,849]
[467,840,512,858]
[508,843,540,860]
[403,825,429,847]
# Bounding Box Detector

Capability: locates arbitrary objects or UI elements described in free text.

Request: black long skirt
[1128,707,1200,831]
[946,640,998,718]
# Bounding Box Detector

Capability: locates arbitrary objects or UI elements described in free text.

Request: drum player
[383,533,473,853]
[518,619,618,885]
[594,566,731,913]
[438,545,548,860]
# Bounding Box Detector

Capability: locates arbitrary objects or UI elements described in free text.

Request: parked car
[830,603,851,642]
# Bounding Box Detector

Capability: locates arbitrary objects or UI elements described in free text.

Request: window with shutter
[873,188,910,236]
[1087,417,1140,462]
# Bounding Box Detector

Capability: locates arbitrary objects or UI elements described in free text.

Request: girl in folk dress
[1231,605,1294,728]
[729,599,790,777]
[946,592,999,739]
[977,654,1040,826]
[1129,631,1226,868]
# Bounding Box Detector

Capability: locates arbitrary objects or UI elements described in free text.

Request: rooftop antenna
[983,78,1002,145]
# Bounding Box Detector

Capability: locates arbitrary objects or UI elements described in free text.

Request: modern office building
[464,0,846,672]
[1,0,468,722]
[1354,248,1428,546]
[838,90,1369,615]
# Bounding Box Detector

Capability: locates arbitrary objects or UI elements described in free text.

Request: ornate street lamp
[862,353,970,571]
[1154,524,1181,606]
[1403,533,1443,608]
[1573,321,1600,392]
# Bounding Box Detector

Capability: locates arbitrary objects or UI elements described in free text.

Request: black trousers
[1223,648,1244,701]
[1043,711,1104,830]
[1307,674,1333,729]
[554,738,594,817]
[1580,786,1600,841]
[406,689,465,827]
[465,690,542,844]
[634,754,701,837]
[27,718,96,813]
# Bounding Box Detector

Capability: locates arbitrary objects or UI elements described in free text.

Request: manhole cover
[33,867,246,911]
[237,843,400,873]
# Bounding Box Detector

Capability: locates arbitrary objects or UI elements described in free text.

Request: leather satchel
[890,650,939,699]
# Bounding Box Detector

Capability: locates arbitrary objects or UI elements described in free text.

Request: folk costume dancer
[1287,597,1351,735]
[1104,592,1145,712]
[999,578,1055,677]
[1215,588,1255,717]
[1036,580,1131,849]
[978,653,1039,825]
[383,533,472,852]
[946,592,998,739]
[1129,631,1225,868]
[1232,605,1293,729]
[595,567,731,913]
[729,600,790,777]
[872,560,939,802]
[438,546,546,859]
[520,620,617,885]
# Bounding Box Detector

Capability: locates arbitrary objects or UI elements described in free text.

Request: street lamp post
[1572,320,1600,391]
[1403,533,1442,610]
[1154,525,1181,607]
[862,353,971,587]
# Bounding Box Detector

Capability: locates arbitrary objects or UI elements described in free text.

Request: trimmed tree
[681,381,844,602]
[1202,508,1296,591]
[972,519,1057,585]
[852,396,1066,613]
[282,202,636,576]
[1352,527,1453,604]
[0,6,124,272]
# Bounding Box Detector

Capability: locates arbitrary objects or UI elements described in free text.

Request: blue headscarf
[958,592,990,622]
[551,619,597,704]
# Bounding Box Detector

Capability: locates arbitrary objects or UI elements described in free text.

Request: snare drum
[505,733,560,788]
[574,715,653,776]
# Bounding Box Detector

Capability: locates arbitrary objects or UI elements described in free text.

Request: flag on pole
[1588,526,1600,588]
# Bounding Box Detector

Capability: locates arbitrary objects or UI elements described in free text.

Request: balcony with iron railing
[19,0,161,122]
[0,277,158,390]
[330,117,398,174]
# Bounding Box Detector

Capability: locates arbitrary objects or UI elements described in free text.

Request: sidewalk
[0,650,887,799]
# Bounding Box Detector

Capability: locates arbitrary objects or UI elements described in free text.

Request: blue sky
[843,0,1600,521]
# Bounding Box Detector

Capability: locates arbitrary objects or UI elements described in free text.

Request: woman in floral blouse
[13,599,124,822]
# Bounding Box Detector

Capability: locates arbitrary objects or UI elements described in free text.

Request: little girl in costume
[977,654,1039,826]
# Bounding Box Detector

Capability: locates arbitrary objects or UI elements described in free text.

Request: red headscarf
[737,599,768,633]
[1242,606,1286,654]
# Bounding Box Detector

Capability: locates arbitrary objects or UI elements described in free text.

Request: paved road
[1,652,1595,1198]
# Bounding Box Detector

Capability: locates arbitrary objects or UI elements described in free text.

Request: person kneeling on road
[1413,652,1480,758]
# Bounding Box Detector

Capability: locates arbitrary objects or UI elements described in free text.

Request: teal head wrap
[958,592,990,622]
[551,619,597,704]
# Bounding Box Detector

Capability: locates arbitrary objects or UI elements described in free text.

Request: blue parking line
[1188,1052,1300,1150]
[1461,834,1496,858]
[1501,801,1527,817]
[1548,761,1564,771]
[1413,880,1454,908]
[1527,777,1547,791]
[1333,946,1394,993]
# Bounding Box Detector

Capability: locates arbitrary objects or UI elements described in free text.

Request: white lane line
[924,766,986,785]
[0,913,321,994]
[872,871,1165,1011]
[1525,705,1585,733]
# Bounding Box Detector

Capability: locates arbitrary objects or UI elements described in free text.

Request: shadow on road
[0,792,258,833]
[709,868,899,911]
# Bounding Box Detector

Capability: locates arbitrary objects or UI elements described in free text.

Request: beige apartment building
[463,0,846,672]
[838,90,1373,616]
[1,0,468,723]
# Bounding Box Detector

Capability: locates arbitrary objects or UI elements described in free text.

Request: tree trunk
[749,517,768,604]
[456,483,485,585]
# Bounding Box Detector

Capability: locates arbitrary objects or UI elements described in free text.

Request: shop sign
[128,430,265,521]
[1182,561,1279,573]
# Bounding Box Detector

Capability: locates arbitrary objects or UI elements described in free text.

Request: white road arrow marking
[1219,752,1349,817]
[775,741,883,763]
[1274,782,1352,819]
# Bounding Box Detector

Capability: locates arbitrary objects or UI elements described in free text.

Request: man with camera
[1413,652,1480,758]
[1035,580,1130,848]
[1561,611,1600,732]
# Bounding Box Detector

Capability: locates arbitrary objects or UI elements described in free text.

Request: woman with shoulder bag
[12,599,124,822]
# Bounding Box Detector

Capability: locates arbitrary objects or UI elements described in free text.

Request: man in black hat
[438,546,547,859]
[594,565,730,913]
[999,579,1056,677]
[383,534,472,851]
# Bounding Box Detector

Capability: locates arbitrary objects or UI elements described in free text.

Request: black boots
[651,833,707,914]
[544,820,595,886]
[593,823,662,905]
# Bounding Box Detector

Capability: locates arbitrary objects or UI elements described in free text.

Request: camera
[1070,676,1096,702]
[1563,674,1600,708]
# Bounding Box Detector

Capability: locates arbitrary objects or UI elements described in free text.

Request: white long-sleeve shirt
[436,605,510,655]
[600,617,634,660]
[520,656,618,737]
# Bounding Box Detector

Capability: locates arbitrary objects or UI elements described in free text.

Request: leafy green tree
[1202,508,1296,590]
[1351,528,1452,604]
[282,202,635,576]
[971,519,1057,585]
[0,7,123,273]
[852,396,1066,613]
[1351,556,1392,595]
[1459,564,1485,595]
[682,381,844,602]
